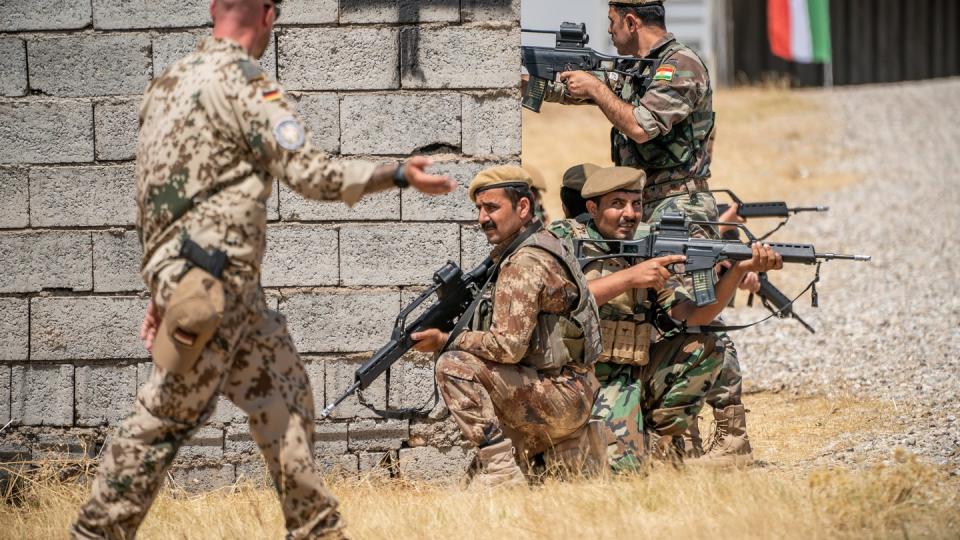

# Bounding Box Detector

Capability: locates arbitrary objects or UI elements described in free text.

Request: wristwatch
[393,164,409,189]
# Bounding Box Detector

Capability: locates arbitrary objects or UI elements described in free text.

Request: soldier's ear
[586,200,599,220]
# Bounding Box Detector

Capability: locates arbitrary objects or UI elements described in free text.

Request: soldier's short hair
[614,4,666,30]
[502,185,536,211]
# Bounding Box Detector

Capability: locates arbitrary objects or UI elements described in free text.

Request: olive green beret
[468,165,533,202]
[581,167,646,199]
[561,163,601,192]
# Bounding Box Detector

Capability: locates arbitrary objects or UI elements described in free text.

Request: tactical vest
[557,218,656,367]
[611,40,716,177]
[472,229,602,373]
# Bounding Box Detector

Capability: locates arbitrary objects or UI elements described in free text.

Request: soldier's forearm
[591,84,650,144]
[364,163,400,194]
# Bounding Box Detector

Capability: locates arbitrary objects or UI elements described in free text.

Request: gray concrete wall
[0,0,521,489]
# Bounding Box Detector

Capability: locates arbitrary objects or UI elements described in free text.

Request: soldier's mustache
[482,222,497,231]
[618,218,636,228]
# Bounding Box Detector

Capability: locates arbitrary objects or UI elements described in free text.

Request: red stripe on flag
[768,0,793,60]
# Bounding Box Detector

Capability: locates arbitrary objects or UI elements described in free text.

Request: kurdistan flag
[768,0,832,63]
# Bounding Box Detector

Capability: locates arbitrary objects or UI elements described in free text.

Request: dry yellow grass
[3,392,957,540]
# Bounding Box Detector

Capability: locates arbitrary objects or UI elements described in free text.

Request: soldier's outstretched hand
[405,156,456,195]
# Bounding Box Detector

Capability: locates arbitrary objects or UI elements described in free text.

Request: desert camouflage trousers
[435,351,599,458]
[705,332,742,409]
[72,268,342,540]
[592,332,723,472]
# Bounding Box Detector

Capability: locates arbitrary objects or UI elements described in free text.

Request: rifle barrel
[818,253,871,261]
[319,380,360,419]
[789,206,830,213]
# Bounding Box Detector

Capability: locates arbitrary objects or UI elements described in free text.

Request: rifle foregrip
[738,202,790,218]
[766,243,818,263]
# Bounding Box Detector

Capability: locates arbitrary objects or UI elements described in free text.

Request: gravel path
[726,78,960,472]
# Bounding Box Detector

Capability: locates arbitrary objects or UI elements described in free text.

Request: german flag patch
[653,64,676,82]
[262,88,282,102]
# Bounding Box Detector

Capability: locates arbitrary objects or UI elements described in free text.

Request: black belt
[180,238,227,279]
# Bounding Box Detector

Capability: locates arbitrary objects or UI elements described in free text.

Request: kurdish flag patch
[653,65,676,81]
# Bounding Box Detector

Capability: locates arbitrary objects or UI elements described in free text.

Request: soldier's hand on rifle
[627,254,687,290]
[411,328,449,353]
[718,203,745,238]
[739,271,761,293]
[559,70,604,100]
[139,300,160,353]
[736,243,783,273]
[404,156,457,195]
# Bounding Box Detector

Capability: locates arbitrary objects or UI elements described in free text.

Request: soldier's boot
[687,404,753,467]
[471,439,527,489]
[543,420,608,479]
[681,415,704,458]
[647,432,683,465]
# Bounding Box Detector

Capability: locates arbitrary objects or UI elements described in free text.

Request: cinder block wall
[0,0,521,488]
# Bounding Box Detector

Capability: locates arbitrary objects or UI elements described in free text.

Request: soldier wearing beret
[560,163,600,220]
[550,167,781,469]
[412,166,606,486]
[542,0,719,238]
[71,1,455,538]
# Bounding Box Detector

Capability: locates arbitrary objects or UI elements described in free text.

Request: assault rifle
[319,257,494,419]
[573,212,870,308]
[713,189,829,219]
[521,22,655,112]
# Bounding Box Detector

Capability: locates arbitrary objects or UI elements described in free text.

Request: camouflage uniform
[72,37,380,539]
[436,228,602,460]
[550,218,723,471]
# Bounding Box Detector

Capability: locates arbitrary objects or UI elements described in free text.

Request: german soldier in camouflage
[412,166,606,487]
[541,0,719,237]
[550,167,782,470]
[70,1,455,538]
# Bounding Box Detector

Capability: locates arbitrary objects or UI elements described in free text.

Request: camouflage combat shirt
[136,37,377,296]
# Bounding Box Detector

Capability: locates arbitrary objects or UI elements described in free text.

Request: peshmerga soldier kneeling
[412,166,605,487]
[550,167,782,470]
[71,1,455,538]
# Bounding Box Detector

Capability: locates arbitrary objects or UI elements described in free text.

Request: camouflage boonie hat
[562,163,601,193]
[581,167,646,199]
[469,165,533,202]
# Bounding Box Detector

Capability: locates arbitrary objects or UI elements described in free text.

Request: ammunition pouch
[524,313,585,372]
[598,319,652,366]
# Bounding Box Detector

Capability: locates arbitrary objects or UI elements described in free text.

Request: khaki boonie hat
[468,165,533,202]
[152,268,225,374]
[581,167,646,199]
[562,163,601,192]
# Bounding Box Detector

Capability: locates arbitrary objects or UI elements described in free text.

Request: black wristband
[393,164,409,189]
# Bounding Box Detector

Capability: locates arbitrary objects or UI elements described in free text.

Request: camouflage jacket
[136,37,376,296]
[452,228,600,370]
[544,33,715,187]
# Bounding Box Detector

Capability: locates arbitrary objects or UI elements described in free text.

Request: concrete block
[28,34,151,97]
[461,224,492,269]
[279,184,400,222]
[323,356,386,419]
[261,225,338,287]
[178,426,224,460]
[279,27,398,91]
[292,92,339,153]
[387,357,436,411]
[317,453,358,478]
[461,0,520,22]
[225,424,257,456]
[0,167,28,229]
[340,93,460,155]
[11,364,74,427]
[340,0,459,23]
[304,359,324,419]
[93,0,209,30]
[0,366,10,424]
[154,31,276,79]
[267,179,280,221]
[0,100,93,164]
[30,165,136,227]
[348,419,408,451]
[31,296,150,360]
[282,290,400,353]
[94,97,140,161]
[0,231,92,293]
[0,298,28,361]
[235,457,270,486]
[400,160,488,222]
[75,363,138,427]
[0,38,27,97]
[339,223,460,286]
[398,446,470,483]
[401,26,518,89]
[359,451,394,479]
[274,0,337,24]
[462,92,522,157]
[93,229,144,293]
[408,417,464,448]
[0,0,91,31]
[33,430,98,459]
[168,464,235,493]
[208,395,246,425]
[315,422,349,454]
[136,361,153,388]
